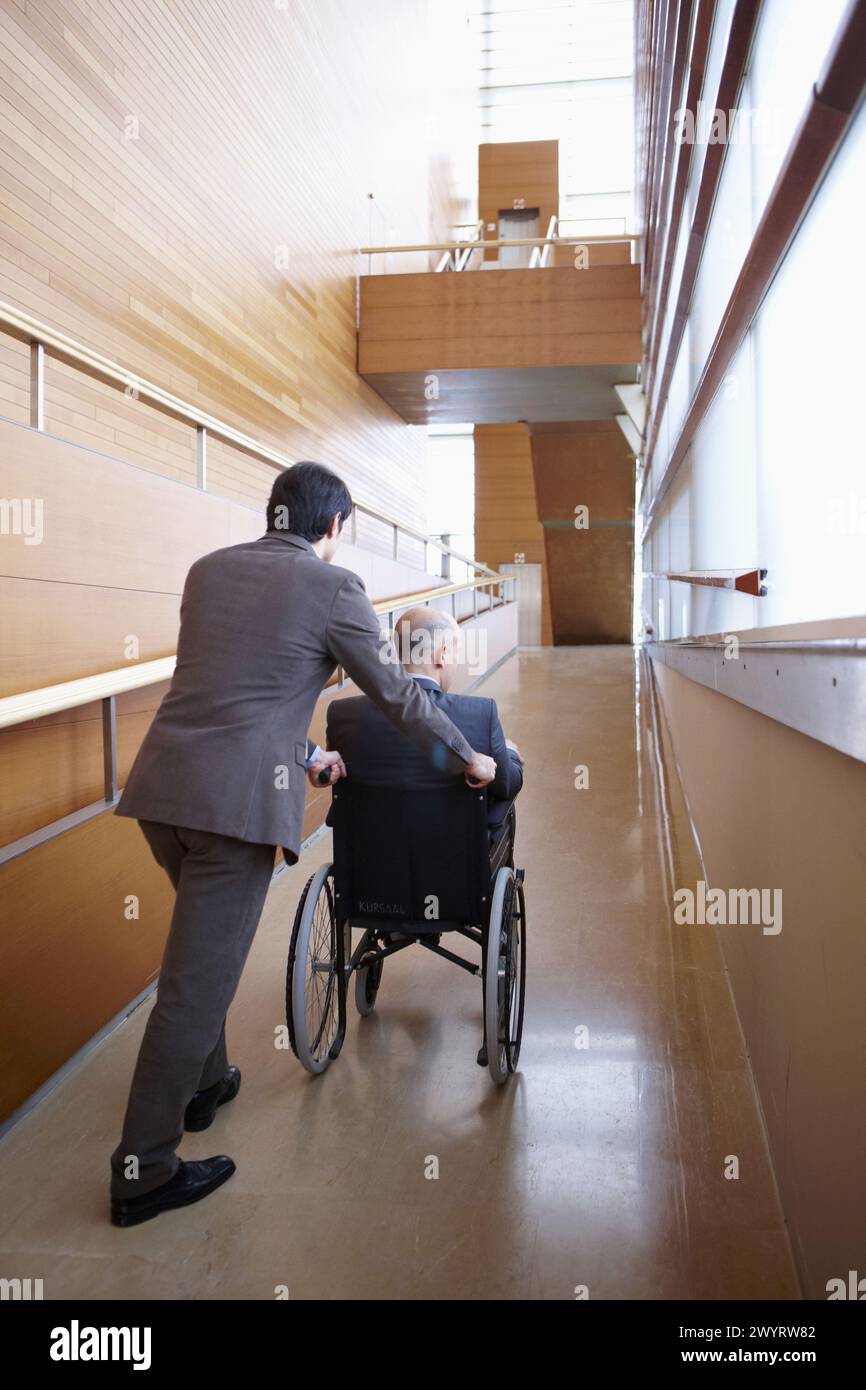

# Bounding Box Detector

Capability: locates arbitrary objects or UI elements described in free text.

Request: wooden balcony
[358,263,642,424]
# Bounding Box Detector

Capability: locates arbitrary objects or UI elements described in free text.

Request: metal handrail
[529,215,559,269]
[362,233,641,255]
[643,569,769,597]
[0,658,177,731]
[0,300,494,581]
[374,572,510,616]
[434,220,484,272]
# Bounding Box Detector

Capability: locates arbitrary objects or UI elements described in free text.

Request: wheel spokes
[495,886,522,1065]
[305,885,338,1058]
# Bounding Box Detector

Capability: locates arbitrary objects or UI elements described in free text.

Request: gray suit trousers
[109,821,275,1199]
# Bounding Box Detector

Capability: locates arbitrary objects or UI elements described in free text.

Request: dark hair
[266,462,353,542]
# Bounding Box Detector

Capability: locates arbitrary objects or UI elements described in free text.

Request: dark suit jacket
[116,532,474,861]
[326,675,523,830]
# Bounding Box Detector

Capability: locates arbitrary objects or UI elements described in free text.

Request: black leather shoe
[111,1156,236,1227]
[184,1066,241,1132]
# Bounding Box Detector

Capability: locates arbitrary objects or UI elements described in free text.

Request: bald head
[395,605,461,691]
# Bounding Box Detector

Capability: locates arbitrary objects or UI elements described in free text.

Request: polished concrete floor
[0,648,800,1299]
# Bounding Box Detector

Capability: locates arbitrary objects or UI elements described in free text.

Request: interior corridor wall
[0,0,480,1126]
[531,420,634,644]
[637,0,866,1297]
[654,661,866,1301]
[0,0,475,532]
[474,423,554,644]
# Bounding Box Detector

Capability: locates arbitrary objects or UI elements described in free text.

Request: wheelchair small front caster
[355,957,383,1016]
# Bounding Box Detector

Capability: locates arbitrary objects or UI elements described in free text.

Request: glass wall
[643,0,866,637]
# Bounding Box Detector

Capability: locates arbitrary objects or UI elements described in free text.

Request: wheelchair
[285,779,526,1084]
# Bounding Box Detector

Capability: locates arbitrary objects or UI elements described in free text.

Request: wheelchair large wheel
[484,867,526,1085]
[286,864,342,1074]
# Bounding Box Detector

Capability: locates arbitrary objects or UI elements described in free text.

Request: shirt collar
[411,673,442,690]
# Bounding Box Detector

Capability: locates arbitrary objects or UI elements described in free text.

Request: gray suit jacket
[116,532,474,861]
[326,675,523,830]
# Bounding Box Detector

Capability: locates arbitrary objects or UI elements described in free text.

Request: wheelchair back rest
[331,780,490,928]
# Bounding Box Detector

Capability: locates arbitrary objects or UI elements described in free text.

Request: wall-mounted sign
[513,197,525,210]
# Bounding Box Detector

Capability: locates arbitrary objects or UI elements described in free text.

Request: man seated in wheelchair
[326,605,523,853]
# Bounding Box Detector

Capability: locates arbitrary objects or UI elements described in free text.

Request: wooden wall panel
[0,420,444,699]
[478,139,559,261]
[0,809,176,1122]
[0,577,182,696]
[0,332,28,424]
[543,526,634,643]
[0,418,258,592]
[359,264,642,375]
[204,435,280,513]
[552,241,633,267]
[0,0,475,528]
[530,420,634,644]
[44,358,197,485]
[0,683,170,847]
[0,419,263,695]
[475,423,553,645]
